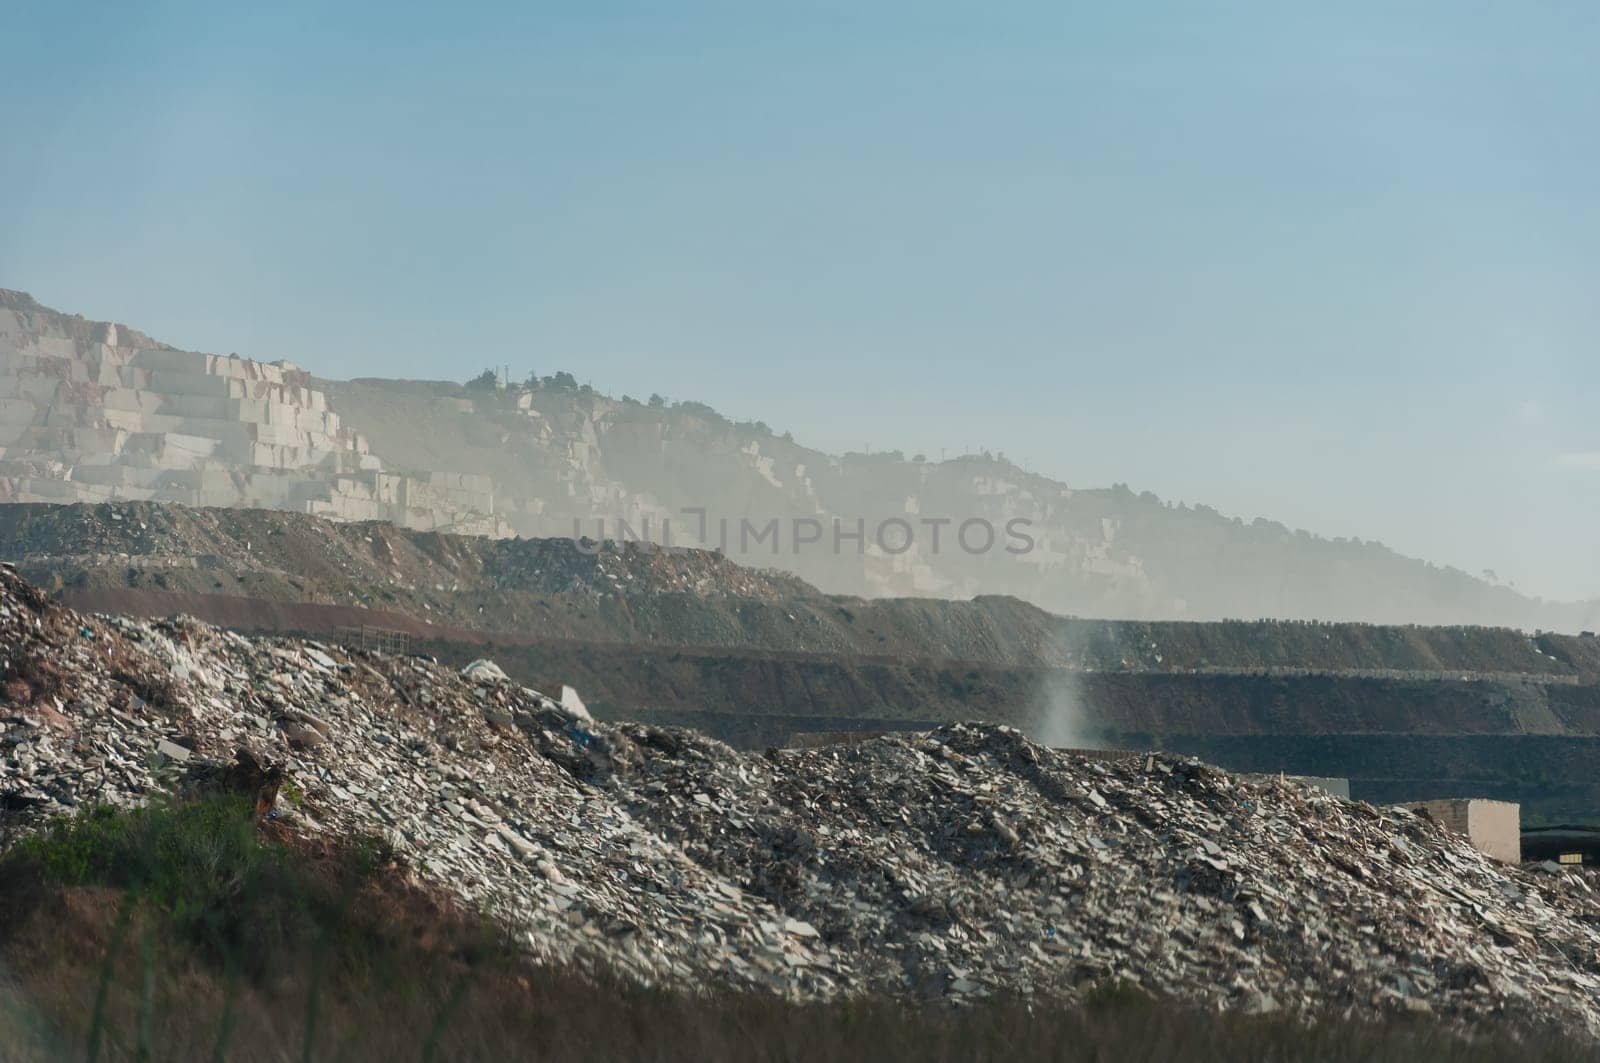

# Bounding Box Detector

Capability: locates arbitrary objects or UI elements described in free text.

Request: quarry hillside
[2,287,1594,629]
[6,563,1600,1040]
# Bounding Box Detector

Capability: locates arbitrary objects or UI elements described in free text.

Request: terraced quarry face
[7,501,1600,824]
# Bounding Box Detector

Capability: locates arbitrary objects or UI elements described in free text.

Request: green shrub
[5,798,328,972]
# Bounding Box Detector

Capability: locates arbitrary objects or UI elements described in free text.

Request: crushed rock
[2,564,1600,1033]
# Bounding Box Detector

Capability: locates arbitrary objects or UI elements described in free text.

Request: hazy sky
[3,3,1597,600]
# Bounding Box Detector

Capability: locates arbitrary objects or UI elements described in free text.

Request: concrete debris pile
[4,567,1600,1034]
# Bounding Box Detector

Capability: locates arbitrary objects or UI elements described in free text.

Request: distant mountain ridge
[325,374,1597,629]
[2,286,1594,629]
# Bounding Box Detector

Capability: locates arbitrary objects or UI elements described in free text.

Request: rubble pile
[4,566,1600,1034]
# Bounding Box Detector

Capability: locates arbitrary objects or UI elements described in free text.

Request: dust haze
[1030,671,1104,751]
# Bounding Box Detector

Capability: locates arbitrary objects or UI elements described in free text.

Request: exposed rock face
[6,565,1600,1034]
[0,290,504,536]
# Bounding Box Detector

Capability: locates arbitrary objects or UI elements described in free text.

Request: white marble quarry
[0,293,507,537]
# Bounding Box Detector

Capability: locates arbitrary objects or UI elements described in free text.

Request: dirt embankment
[60,588,1600,730]
[18,501,1595,679]
[60,587,446,639]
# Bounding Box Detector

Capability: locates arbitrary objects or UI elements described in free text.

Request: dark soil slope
[2,502,1587,677]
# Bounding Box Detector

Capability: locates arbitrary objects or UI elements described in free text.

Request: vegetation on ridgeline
[0,800,1594,1061]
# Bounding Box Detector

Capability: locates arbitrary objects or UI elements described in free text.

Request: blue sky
[3,2,1597,599]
